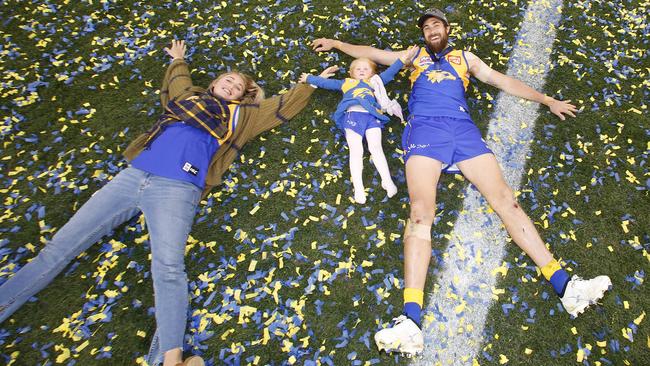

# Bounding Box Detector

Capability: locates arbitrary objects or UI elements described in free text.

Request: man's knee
[489,186,519,212]
[409,201,435,225]
[404,219,432,242]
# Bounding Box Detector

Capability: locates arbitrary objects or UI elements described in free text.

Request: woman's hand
[319,65,339,79]
[164,40,186,60]
[399,45,419,66]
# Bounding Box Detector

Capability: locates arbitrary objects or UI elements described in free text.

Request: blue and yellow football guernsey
[408,46,471,119]
[306,58,404,129]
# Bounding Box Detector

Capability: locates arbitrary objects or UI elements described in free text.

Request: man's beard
[425,32,449,54]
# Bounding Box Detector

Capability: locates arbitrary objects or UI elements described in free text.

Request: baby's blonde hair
[212,71,265,103]
[349,58,378,76]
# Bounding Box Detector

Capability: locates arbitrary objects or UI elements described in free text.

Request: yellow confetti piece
[104,289,119,298]
[76,340,89,352]
[498,354,509,364]
[577,348,585,362]
[634,311,646,325]
[454,300,466,314]
[491,262,508,277]
[55,345,71,363]
[621,220,630,233]
[88,313,107,322]
[524,348,533,355]
[571,327,578,335]
[7,351,20,366]
[622,327,633,341]
[249,205,260,215]
[248,260,257,272]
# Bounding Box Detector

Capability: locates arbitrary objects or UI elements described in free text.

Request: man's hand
[399,46,419,66]
[312,38,340,52]
[546,97,578,121]
[319,65,339,78]
[164,40,186,60]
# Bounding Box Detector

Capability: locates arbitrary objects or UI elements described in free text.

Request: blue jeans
[0,167,201,357]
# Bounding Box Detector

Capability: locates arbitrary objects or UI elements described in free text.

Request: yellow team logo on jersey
[426,70,456,83]
[352,87,373,99]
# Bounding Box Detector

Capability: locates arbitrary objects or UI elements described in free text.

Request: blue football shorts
[342,111,383,136]
[402,115,493,170]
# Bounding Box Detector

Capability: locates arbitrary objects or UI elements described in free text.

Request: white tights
[345,128,398,204]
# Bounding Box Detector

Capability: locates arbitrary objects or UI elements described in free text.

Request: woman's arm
[243,66,339,137]
[160,40,195,105]
[242,83,316,138]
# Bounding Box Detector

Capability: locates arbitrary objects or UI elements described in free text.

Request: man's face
[421,17,450,53]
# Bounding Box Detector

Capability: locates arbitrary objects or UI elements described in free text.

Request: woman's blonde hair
[212,71,265,104]
[349,58,378,76]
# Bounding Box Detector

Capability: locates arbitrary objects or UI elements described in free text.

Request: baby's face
[350,61,374,80]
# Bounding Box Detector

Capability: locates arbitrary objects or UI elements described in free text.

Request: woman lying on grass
[0,40,336,366]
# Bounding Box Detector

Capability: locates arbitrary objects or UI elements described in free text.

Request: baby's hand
[298,73,310,83]
[400,46,419,66]
[320,65,339,79]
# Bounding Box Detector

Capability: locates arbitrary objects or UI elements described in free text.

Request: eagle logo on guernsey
[448,55,461,65]
[426,70,456,83]
[352,88,373,99]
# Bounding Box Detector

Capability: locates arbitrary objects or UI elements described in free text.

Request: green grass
[477,1,649,364]
[0,0,647,365]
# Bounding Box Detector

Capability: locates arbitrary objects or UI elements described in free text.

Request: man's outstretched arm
[466,51,578,120]
[312,38,408,66]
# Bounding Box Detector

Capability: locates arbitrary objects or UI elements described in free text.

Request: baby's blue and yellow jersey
[307,58,404,129]
[408,47,472,119]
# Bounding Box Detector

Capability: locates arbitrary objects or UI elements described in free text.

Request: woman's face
[210,73,246,101]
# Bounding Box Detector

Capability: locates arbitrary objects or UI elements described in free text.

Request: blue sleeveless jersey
[408,47,471,119]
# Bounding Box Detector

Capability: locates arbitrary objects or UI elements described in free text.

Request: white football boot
[374,315,424,357]
[560,275,612,317]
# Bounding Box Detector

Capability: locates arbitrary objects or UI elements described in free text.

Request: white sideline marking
[413,1,563,364]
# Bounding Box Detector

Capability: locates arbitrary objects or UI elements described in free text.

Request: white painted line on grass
[413,1,563,364]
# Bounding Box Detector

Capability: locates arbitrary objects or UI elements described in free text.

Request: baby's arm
[299,66,342,90]
[304,76,344,91]
[379,46,419,84]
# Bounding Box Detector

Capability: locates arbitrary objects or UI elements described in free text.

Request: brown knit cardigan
[123,59,315,197]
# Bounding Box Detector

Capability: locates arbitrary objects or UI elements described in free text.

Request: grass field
[0,0,648,365]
